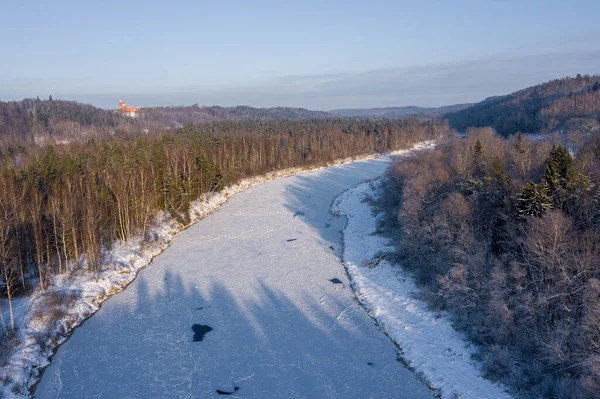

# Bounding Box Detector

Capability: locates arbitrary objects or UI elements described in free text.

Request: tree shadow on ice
[37,261,432,398]
[131,271,392,397]
[193,278,382,398]
[79,269,368,397]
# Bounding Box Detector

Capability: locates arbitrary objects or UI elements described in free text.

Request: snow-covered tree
[517,182,553,217]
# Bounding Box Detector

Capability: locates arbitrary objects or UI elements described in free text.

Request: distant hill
[328,104,472,118]
[0,98,118,136]
[445,75,600,136]
[0,99,332,143]
[142,105,331,126]
[0,98,125,144]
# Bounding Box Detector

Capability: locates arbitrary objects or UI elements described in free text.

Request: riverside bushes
[381,128,600,398]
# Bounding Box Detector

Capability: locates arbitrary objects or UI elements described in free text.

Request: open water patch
[216,386,239,395]
[192,324,213,342]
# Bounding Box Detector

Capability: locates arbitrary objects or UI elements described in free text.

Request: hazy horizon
[2,1,600,110]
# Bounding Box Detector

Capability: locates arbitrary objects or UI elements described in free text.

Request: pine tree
[487,157,511,189]
[473,139,485,178]
[566,166,593,194]
[517,182,553,217]
[515,133,525,154]
[543,145,572,192]
[474,139,483,155]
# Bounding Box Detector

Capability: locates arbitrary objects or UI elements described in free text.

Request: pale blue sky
[1,1,599,109]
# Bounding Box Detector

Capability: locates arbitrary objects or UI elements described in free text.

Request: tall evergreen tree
[516,182,553,217]
[543,145,572,192]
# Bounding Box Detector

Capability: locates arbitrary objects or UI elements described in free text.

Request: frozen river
[35,156,433,398]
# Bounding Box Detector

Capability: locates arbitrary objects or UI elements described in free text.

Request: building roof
[118,100,139,113]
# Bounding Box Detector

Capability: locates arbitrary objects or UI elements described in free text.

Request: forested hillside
[446,75,600,136]
[378,129,600,397]
[142,105,331,126]
[330,103,472,118]
[0,118,447,339]
[0,98,332,146]
[0,98,127,144]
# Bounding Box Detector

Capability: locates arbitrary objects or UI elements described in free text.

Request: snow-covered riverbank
[33,145,436,399]
[1,142,434,398]
[332,179,512,399]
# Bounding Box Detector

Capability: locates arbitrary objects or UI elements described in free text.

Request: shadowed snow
[35,155,433,399]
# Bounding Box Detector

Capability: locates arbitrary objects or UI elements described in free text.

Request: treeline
[0,97,130,144]
[446,75,600,136]
[0,98,334,147]
[380,128,600,397]
[142,104,331,126]
[330,103,473,118]
[0,118,447,333]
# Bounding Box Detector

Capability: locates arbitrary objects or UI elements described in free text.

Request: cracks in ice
[332,304,358,331]
[48,358,63,399]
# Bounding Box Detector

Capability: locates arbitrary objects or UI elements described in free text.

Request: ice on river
[35,156,434,398]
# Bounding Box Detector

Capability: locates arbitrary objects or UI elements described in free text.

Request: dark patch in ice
[287,238,297,242]
[324,223,331,228]
[192,324,213,342]
[293,210,305,217]
[328,246,335,251]
[216,387,239,395]
[367,362,373,366]
[329,278,343,285]
[196,307,204,311]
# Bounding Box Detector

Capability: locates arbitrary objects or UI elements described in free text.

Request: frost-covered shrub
[380,132,600,397]
[482,346,511,381]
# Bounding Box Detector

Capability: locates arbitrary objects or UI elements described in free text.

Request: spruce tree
[474,139,483,155]
[543,145,572,192]
[517,182,553,217]
[473,139,485,178]
[488,157,511,189]
[515,133,525,154]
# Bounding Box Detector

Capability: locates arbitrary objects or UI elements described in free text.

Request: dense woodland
[330,103,472,118]
[0,98,332,146]
[0,98,124,144]
[0,117,446,336]
[141,105,331,126]
[378,128,600,397]
[446,75,600,136]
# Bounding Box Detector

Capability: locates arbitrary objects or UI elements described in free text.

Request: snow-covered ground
[33,150,436,398]
[332,180,512,399]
